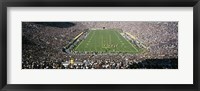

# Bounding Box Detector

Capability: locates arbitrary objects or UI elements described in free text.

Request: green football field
[74,30,141,54]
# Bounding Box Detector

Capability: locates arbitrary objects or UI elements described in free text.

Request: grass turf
[74,29,142,54]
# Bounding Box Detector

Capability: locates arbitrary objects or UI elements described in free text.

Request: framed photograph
[0,0,199,91]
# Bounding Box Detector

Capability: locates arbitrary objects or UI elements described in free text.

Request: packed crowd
[122,22,178,58]
[22,22,178,69]
[22,54,178,69]
[22,22,88,66]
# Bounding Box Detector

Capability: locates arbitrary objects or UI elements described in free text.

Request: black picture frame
[0,0,199,91]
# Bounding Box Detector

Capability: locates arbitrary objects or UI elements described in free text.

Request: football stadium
[73,30,142,54]
[22,22,178,69]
